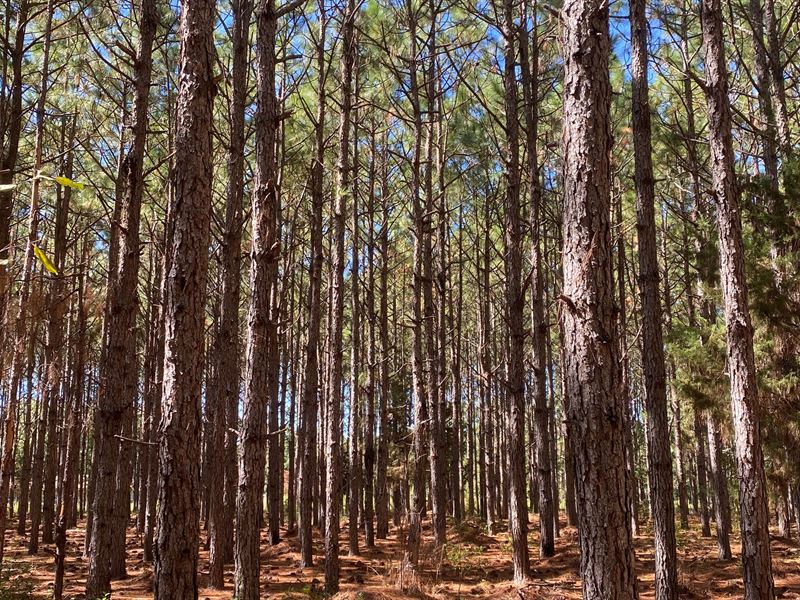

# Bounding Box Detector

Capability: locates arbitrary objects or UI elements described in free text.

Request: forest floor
[2,514,800,599]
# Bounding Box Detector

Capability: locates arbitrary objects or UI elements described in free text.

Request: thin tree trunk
[478,205,495,533]
[325,0,356,590]
[40,114,75,547]
[363,124,377,548]
[693,409,712,536]
[16,318,38,536]
[519,0,554,558]
[55,211,87,600]
[0,0,52,565]
[208,12,255,558]
[348,92,362,556]
[297,0,326,567]
[706,412,732,559]
[630,0,679,595]
[701,0,775,594]
[375,132,391,539]
[422,0,446,550]
[499,0,531,579]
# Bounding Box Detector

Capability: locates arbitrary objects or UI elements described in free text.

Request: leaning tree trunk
[560,0,637,596]
[701,0,775,596]
[630,0,678,596]
[152,0,215,592]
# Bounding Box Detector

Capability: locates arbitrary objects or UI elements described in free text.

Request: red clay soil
[2,514,799,599]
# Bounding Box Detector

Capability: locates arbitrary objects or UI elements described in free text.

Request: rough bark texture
[348,120,362,556]
[519,0,554,557]
[500,0,530,581]
[40,116,75,548]
[693,410,712,537]
[55,225,86,600]
[701,0,775,595]
[86,0,157,590]
[478,210,495,532]
[297,1,326,566]
[629,0,678,596]
[375,137,391,539]
[325,0,356,590]
[152,0,215,593]
[235,0,279,596]
[706,413,732,559]
[0,0,51,567]
[423,1,447,550]
[363,130,377,548]
[209,0,251,587]
[0,0,28,307]
[560,0,637,596]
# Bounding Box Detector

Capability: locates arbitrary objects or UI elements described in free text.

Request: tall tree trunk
[0,0,52,566]
[235,0,281,594]
[519,0,554,557]
[209,0,250,585]
[298,0,326,567]
[747,0,779,189]
[348,92,362,557]
[478,205,495,533]
[499,0,530,580]
[403,0,429,576]
[701,0,775,595]
[763,0,791,154]
[630,0,678,596]
[0,0,29,309]
[363,124,377,548]
[55,213,87,600]
[422,0,447,550]
[86,0,158,590]
[16,317,38,536]
[614,184,640,537]
[375,133,391,539]
[449,205,465,522]
[40,114,75,548]
[29,370,48,554]
[325,0,356,590]
[560,0,637,595]
[152,0,215,592]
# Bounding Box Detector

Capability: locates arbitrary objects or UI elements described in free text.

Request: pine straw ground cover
[2,514,799,599]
